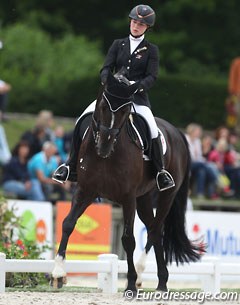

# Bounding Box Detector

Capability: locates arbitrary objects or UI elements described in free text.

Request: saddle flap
[128,114,167,158]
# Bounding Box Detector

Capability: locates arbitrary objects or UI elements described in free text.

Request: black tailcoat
[100,37,159,107]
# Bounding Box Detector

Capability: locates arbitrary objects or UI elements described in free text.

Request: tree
[0,23,103,115]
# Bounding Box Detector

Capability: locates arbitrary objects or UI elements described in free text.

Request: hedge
[150,74,228,129]
[6,74,227,129]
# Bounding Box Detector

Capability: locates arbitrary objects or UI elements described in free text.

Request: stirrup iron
[52,164,70,184]
[156,169,175,192]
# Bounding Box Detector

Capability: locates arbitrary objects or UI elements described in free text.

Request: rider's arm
[100,40,119,85]
[138,44,159,92]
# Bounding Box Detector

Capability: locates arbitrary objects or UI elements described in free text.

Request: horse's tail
[163,130,202,264]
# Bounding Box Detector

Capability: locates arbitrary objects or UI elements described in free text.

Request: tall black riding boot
[151,135,175,191]
[52,121,82,183]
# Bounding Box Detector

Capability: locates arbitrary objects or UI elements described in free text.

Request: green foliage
[0,23,103,114]
[0,198,50,287]
[0,0,240,78]
[0,1,236,125]
[150,74,227,129]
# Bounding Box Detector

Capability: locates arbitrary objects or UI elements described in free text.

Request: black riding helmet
[129,4,156,27]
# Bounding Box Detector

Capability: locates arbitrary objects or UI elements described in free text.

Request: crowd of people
[186,123,240,200]
[0,106,240,203]
[0,110,74,203]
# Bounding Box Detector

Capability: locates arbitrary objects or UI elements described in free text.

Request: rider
[53,4,175,191]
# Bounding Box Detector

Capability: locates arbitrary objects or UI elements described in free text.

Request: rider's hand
[133,82,144,94]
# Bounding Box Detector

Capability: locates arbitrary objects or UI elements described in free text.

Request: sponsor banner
[134,210,240,262]
[55,202,112,260]
[186,211,240,257]
[7,200,53,259]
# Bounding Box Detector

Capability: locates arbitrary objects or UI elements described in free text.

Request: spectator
[54,125,67,162]
[36,110,55,142]
[202,134,214,159]
[0,124,11,165]
[228,130,240,154]
[27,141,69,202]
[63,129,73,156]
[207,138,234,197]
[214,125,230,142]
[223,138,240,199]
[0,79,11,121]
[2,140,35,199]
[21,125,47,157]
[185,123,218,199]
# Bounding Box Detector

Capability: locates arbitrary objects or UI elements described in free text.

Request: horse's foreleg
[51,188,92,288]
[121,200,137,295]
[135,192,155,288]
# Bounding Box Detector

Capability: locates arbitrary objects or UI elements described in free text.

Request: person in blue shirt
[28,141,69,201]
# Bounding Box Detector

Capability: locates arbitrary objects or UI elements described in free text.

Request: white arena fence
[0,253,240,294]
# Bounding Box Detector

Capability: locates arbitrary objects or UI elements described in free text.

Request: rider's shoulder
[112,37,129,46]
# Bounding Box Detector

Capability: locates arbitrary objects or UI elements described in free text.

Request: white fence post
[201,257,221,294]
[97,254,118,293]
[0,252,6,293]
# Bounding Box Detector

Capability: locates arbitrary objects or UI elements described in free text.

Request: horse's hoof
[50,276,67,289]
[124,288,137,300]
[136,281,142,288]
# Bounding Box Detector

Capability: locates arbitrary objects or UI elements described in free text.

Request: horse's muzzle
[96,143,114,159]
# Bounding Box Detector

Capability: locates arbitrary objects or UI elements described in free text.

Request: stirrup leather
[52,164,70,184]
[156,169,175,192]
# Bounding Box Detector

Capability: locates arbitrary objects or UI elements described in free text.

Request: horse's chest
[79,156,135,195]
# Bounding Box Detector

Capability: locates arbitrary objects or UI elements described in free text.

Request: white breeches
[131,103,159,139]
[77,100,159,139]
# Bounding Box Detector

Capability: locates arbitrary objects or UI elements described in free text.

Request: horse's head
[92,71,139,158]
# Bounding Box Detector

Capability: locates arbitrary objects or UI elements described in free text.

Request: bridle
[92,89,133,148]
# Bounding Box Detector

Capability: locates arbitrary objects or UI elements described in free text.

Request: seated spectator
[207,138,234,197]
[0,79,11,121]
[54,125,67,162]
[21,125,47,157]
[223,137,240,198]
[63,129,73,156]
[185,123,218,199]
[2,140,35,199]
[36,110,55,142]
[202,134,214,159]
[214,125,230,142]
[228,130,240,156]
[27,141,70,202]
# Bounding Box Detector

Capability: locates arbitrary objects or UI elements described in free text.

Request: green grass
[2,113,75,150]
[6,285,99,293]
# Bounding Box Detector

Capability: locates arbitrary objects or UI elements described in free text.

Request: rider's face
[130,19,148,37]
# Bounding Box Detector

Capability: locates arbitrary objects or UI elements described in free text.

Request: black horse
[51,73,202,292]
